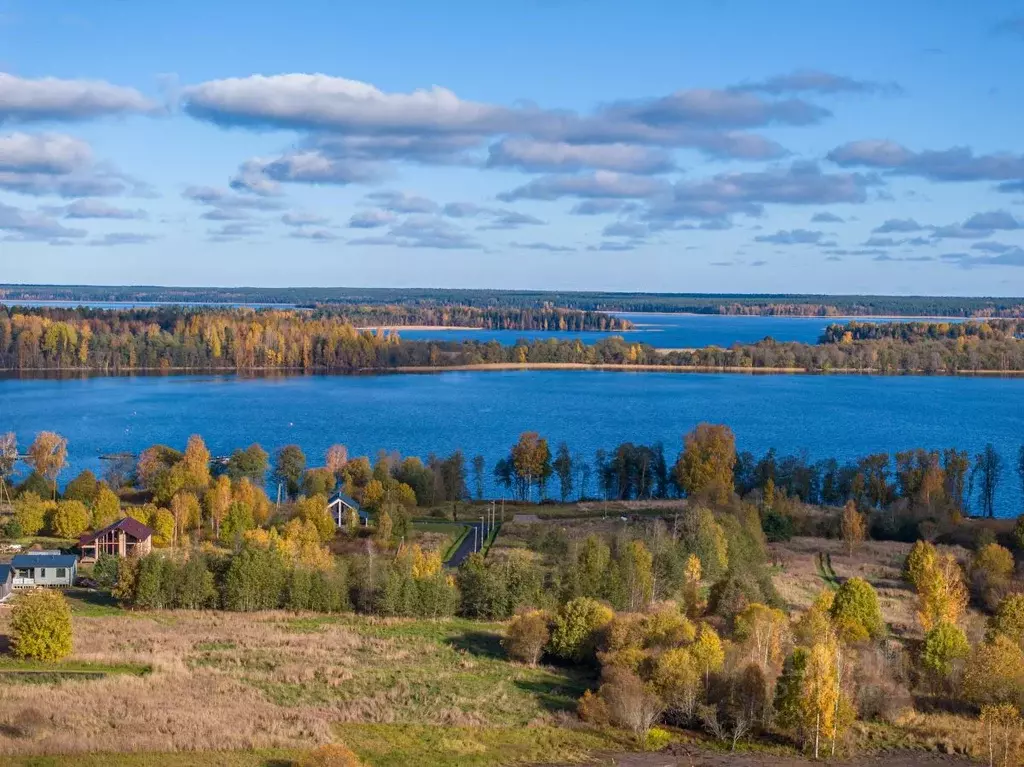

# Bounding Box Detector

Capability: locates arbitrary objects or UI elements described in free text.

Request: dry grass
[0,609,592,760]
[770,537,983,639]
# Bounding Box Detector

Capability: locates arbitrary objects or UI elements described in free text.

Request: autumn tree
[980,703,1024,767]
[921,622,970,681]
[799,635,852,759]
[621,539,654,611]
[13,492,52,536]
[10,589,73,661]
[0,431,16,505]
[840,500,866,556]
[170,491,201,547]
[51,500,89,539]
[503,610,550,666]
[972,444,1004,519]
[830,577,885,643]
[690,623,725,689]
[273,445,307,499]
[917,552,969,632]
[204,474,232,538]
[92,483,121,529]
[25,431,67,499]
[225,444,269,484]
[549,597,614,664]
[326,444,349,476]
[990,594,1024,650]
[965,634,1024,710]
[735,602,790,671]
[903,539,937,591]
[180,434,212,492]
[510,432,551,502]
[553,442,574,502]
[673,424,736,505]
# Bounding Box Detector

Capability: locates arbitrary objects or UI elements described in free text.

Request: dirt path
[570,745,975,766]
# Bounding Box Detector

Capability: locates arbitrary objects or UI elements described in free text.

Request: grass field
[0,603,622,765]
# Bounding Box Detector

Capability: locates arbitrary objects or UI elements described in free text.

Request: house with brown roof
[79,517,154,563]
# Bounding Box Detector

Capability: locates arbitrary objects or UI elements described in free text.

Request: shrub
[577,689,610,725]
[921,622,970,678]
[503,610,550,666]
[548,597,613,664]
[599,666,664,739]
[92,553,120,589]
[830,577,884,643]
[297,744,363,767]
[10,589,73,661]
[644,727,672,752]
[762,510,793,542]
[990,593,1024,649]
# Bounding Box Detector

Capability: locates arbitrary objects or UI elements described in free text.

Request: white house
[11,552,78,589]
[326,491,370,528]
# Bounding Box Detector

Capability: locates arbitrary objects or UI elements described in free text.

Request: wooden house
[79,517,154,563]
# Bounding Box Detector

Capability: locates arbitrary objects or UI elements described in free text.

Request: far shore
[357,325,484,332]
[3,363,1024,377]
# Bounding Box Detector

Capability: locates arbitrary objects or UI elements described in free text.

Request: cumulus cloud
[350,215,478,249]
[88,232,159,246]
[498,171,669,202]
[0,200,86,240]
[963,210,1021,230]
[731,69,902,95]
[182,72,793,163]
[365,190,438,214]
[57,198,146,219]
[0,72,157,123]
[0,132,92,173]
[348,209,395,229]
[828,140,1024,183]
[510,241,576,252]
[289,227,340,242]
[233,151,380,191]
[282,211,331,227]
[872,218,923,233]
[602,221,649,238]
[183,185,284,214]
[754,228,825,245]
[643,161,877,223]
[487,138,674,174]
[0,132,140,198]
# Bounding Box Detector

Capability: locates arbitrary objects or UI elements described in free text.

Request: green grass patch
[63,588,126,617]
[339,723,634,767]
[0,657,150,684]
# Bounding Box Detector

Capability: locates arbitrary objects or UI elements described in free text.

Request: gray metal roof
[12,554,78,569]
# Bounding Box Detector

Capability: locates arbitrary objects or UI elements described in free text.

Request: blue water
[395,313,964,348]
[1,370,1020,516]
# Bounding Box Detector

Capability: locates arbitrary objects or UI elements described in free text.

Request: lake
[1,370,1021,517]
[392,313,964,348]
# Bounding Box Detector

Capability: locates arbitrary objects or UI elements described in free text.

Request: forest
[313,303,633,331]
[4,426,1024,764]
[4,285,1024,317]
[2,305,1024,374]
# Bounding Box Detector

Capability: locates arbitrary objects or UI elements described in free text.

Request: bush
[503,610,550,666]
[762,510,793,542]
[10,589,73,661]
[548,597,613,664]
[830,577,885,643]
[921,622,970,678]
[297,744,363,767]
[92,553,120,589]
[643,727,672,751]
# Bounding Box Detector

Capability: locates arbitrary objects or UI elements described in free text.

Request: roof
[328,491,362,511]
[79,516,154,545]
[12,554,78,569]
[0,564,11,582]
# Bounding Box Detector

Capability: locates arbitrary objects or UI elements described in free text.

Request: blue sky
[1,0,1023,294]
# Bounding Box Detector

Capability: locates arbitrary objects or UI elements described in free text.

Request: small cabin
[327,491,370,528]
[0,564,12,602]
[11,553,78,589]
[79,517,154,563]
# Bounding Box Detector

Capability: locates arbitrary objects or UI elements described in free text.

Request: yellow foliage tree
[917,552,969,632]
[735,602,790,671]
[840,501,866,556]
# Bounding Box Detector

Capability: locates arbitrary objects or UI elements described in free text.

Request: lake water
[1,370,1021,517]
[394,313,963,348]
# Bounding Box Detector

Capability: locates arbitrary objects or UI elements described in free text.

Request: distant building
[11,553,78,589]
[327,491,370,528]
[0,564,12,602]
[78,517,154,563]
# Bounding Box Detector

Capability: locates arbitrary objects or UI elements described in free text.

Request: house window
[56,568,67,579]
[39,568,46,578]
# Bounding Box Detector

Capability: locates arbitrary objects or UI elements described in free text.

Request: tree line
[5,286,1024,317]
[314,304,632,332]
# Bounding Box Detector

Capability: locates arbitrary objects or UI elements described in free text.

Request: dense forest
[4,285,1024,317]
[2,306,1024,373]
[315,304,633,331]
